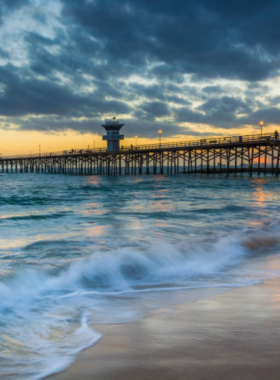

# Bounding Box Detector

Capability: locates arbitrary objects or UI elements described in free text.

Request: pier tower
[102,118,125,152]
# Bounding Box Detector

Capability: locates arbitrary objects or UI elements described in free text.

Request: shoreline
[49,276,280,380]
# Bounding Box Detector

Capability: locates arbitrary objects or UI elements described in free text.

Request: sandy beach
[49,276,280,380]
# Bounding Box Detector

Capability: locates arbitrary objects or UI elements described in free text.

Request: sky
[0,0,280,154]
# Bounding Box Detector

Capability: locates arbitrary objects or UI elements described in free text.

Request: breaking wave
[1,221,280,379]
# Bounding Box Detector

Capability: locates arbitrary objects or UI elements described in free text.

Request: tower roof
[101,119,125,131]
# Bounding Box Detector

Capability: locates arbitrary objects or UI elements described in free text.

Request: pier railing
[124,132,274,151]
[1,132,276,159]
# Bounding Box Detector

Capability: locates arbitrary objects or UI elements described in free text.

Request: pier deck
[1,133,279,175]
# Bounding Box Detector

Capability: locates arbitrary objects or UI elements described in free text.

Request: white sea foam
[42,220,280,295]
[1,220,280,379]
[0,309,101,380]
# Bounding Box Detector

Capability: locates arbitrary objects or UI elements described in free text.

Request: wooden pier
[1,133,280,175]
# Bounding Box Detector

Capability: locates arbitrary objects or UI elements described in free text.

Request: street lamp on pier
[158,130,162,148]
[39,145,41,157]
[260,121,264,136]
[135,135,138,147]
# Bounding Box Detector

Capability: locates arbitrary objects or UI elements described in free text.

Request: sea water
[0,173,280,379]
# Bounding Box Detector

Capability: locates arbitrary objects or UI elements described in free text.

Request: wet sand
[50,277,280,380]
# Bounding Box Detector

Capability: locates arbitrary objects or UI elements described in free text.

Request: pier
[1,133,280,175]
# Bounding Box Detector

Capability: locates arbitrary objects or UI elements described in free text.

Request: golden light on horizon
[1,120,280,156]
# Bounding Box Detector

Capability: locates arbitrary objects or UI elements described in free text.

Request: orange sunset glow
[1,123,279,156]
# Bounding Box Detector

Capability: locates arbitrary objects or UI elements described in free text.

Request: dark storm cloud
[240,107,280,127]
[175,96,254,128]
[0,0,30,11]
[271,96,280,105]
[199,96,252,125]
[0,47,9,59]
[15,115,186,139]
[0,65,130,117]
[16,116,98,133]
[139,101,170,119]
[175,108,205,125]
[199,96,251,115]
[0,0,279,134]
[174,94,280,129]
[61,0,280,81]
[123,119,218,138]
[0,0,30,23]
[2,0,29,8]
[128,83,192,106]
[129,84,165,102]
[24,29,133,98]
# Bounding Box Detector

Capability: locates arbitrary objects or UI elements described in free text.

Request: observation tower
[102,117,125,152]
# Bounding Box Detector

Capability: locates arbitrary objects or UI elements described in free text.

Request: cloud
[0,0,30,24]
[11,115,186,139]
[61,0,280,81]
[0,64,131,117]
[140,101,170,119]
[240,107,280,127]
[0,0,279,137]
[175,96,255,128]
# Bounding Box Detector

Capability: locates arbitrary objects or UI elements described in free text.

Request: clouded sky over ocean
[0,0,280,153]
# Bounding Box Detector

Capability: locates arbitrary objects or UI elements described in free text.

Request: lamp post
[158,130,162,148]
[39,145,41,157]
[135,135,138,147]
[260,121,264,136]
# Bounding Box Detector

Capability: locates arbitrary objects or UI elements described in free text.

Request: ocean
[0,172,280,379]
